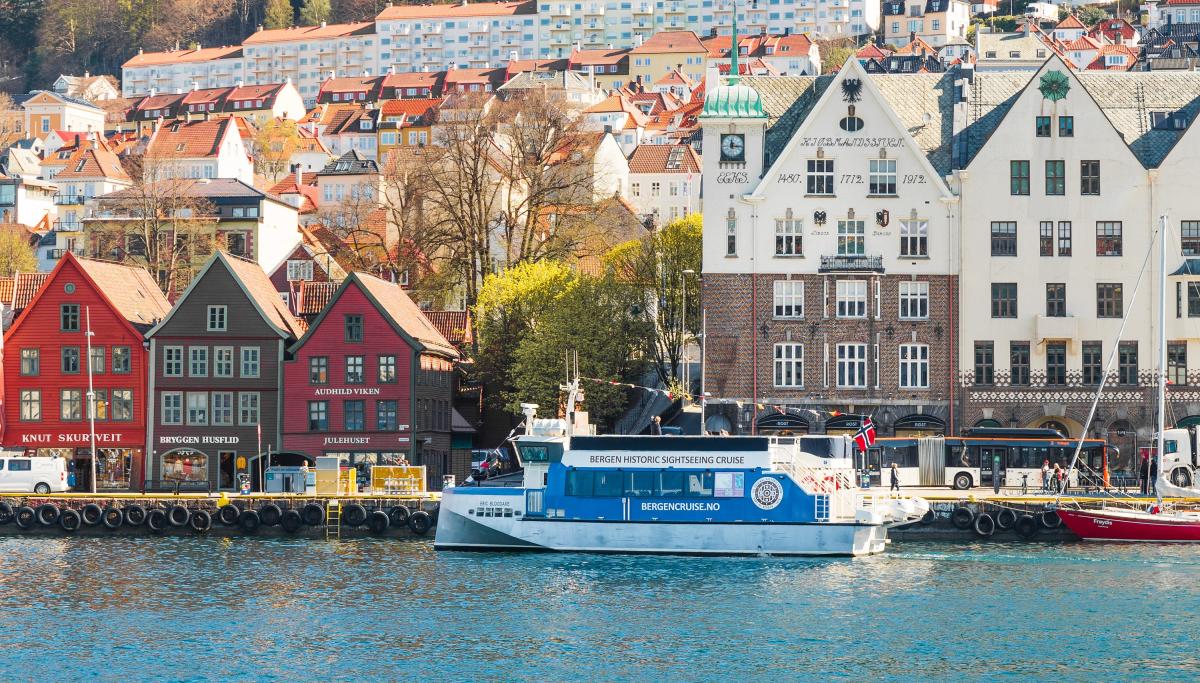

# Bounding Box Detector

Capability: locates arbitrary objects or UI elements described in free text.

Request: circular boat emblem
[751,477,784,510]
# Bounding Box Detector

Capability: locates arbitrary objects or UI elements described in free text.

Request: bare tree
[0,93,21,152]
[252,118,302,184]
[87,156,217,295]
[315,179,387,272]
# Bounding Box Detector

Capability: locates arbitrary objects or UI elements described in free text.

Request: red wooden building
[1,253,171,490]
[282,272,458,486]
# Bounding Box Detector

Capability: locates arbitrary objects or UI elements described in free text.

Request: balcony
[1036,315,1078,343]
[818,254,884,273]
[52,219,84,231]
[54,194,86,205]
[48,248,87,260]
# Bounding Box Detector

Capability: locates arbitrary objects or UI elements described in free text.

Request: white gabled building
[700,56,961,437]
[627,143,702,223]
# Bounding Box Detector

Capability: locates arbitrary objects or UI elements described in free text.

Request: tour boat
[435,392,929,557]
[1056,216,1200,541]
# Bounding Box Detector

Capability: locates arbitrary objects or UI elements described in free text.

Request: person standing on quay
[1041,459,1051,493]
[650,416,663,435]
[889,463,900,492]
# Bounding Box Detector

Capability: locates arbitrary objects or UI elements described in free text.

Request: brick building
[698,57,960,436]
[2,254,171,490]
[281,272,460,488]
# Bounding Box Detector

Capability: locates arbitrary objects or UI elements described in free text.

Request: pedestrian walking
[650,416,663,435]
[889,463,900,492]
[1054,463,1065,493]
[1041,459,1051,493]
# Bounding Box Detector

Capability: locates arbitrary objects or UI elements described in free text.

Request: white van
[0,456,69,493]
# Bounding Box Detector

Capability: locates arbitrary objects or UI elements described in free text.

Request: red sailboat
[1055,216,1200,542]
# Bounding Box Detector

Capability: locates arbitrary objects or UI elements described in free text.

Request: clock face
[720,133,745,162]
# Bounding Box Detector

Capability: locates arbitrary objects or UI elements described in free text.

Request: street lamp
[681,269,696,398]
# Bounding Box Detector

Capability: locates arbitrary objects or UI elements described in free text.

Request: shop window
[96,448,133,489]
[163,450,208,483]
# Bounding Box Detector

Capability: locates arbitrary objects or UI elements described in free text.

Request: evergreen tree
[299,0,331,26]
[263,0,295,29]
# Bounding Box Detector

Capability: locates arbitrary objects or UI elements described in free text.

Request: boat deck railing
[772,460,860,520]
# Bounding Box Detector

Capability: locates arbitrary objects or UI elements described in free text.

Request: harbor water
[1,537,1198,680]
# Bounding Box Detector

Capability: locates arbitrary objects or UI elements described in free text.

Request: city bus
[866,428,1112,491]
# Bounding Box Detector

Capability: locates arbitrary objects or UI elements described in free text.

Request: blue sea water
[0,537,1196,681]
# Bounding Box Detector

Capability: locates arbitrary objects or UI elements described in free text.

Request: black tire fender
[280,509,304,533]
[408,510,432,535]
[217,504,241,526]
[388,505,410,526]
[301,503,325,526]
[995,508,1018,531]
[919,509,936,525]
[36,503,60,527]
[950,506,974,530]
[80,503,103,526]
[167,505,190,528]
[367,510,390,534]
[147,508,167,533]
[1014,514,1039,539]
[0,501,12,525]
[124,504,147,526]
[343,503,368,527]
[189,509,213,533]
[59,509,82,532]
[101,506,124,530]
[973,513,996,537]
[258,503,283,527]
[15,506,36,529]
[1041,509,1063,529]
[238,508,261,533]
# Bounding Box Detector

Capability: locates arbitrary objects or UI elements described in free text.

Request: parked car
[0,456,69,493]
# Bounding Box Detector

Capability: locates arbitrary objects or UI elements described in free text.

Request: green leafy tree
[264,0,294,29]
[605,214,702,389]
[1076,5,1109,25]
[299,0,331,26]
[0,228,37,276]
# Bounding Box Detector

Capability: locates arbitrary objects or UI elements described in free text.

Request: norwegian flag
[853,416,877,453]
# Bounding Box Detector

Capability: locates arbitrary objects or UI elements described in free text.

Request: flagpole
[257,421,262,493]
[86,307,97,494]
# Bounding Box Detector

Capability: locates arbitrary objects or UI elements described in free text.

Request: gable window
[20,349,39,376]
[1035,116,1051,137]
[61,304,80,332]
[773,343,804,388]
[1082,341,1103,385]
[837,220,865,255]
[836,343,868,388]
[345,314,364,342]
[990,221,1017,256]
[991,282,1017,318]
[1096,283,1123,318]
[773,280,804,318]
[898,344,928,389]
[899,219,927,257]
[310,356,328,384]
[726,208,737,256]
[207,305,227,331]
[1045,160,1065,196]
[1046,342,1067,386]
[974,341,994,385]
[1183,221,1200,256]
[868,158,896,196]
[898,281,929,320]
[1010,160,1030,195]
[1058,116,1074,137]
[1039,221,1054,257]
[835,280,867,318]
[1010,341,1030,386]
[1096,221,1122,256]
[775,210,802,256]
[1118,341,1138,385]
[806,158,834,195]
[345,355,364,384]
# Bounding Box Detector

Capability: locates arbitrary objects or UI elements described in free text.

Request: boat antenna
[1058,217,1159,505]
[1156,214,1167,509]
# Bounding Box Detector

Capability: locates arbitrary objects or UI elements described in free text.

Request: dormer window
[75,159,86,173]
[360,119,373,130]
[175,143,186,151]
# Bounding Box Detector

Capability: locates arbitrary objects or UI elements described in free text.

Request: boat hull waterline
[1056,507,1200,542]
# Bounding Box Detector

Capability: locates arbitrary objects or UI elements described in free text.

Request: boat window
[626,471,657,496]
[660,471,685,497]
[593,471,623,497]
[800,437,833,457]
[566,469,594,496]
[685,472,714,497]
[714,472,744,497]
[518,442,563,462]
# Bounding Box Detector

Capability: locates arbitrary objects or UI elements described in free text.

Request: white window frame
[773,343,804,388]
[241,347,261,378]
[773,280,805,319]
[188,347,209,377]
[898,281,930,320]
[899,343,929,389]
[161,392,183,425]
[239,392,260,426]
[835,280,867,318]
[868,158,897,196]
[214,346,234,378]
[206,305,228,331]
[164,346,183,377]
[211,391,234,425]
[286,260,314,281]
[837,219,865,255]
[899,219,928,257]
[775,211,803,256]
[836,343,868,388]
[186,392,208,426]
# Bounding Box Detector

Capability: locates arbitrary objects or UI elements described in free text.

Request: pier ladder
[326,500,341,540]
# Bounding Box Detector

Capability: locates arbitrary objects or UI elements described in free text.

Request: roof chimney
[236,79,244,88]
[84,70,90,78]
[320,21,327,28]
[192,81,199,91]
[295,165,303,187]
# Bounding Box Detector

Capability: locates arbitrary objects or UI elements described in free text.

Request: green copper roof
[701,81,767,118]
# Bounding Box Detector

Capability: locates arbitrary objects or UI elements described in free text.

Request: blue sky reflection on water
[0,537,1196,681]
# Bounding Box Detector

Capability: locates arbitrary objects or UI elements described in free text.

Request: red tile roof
[423,310,473,347]
[296,280,339,315]
[1086,44,1138,70]
[380,97,443,122]
[627,143,701,174]
[568,48,631,66]
[147,118,235,158]
[0,276,13,306]
[52,144,131,182]
[123,45,243,68]
[354,273,457,358]
[71,256,172,331]
[1055,14,1086,29]
[11,272,48,312]
[631,30,706,54]
[856,44,893,60]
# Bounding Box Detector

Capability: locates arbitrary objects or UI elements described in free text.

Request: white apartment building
[375,2,539,74]
[122,46,247,99]
[627,143,702,222]
[241,22,378,102]
[882,0,970,49]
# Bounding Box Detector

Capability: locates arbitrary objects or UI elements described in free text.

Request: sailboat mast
[1157,215,1167,506]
